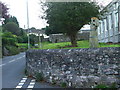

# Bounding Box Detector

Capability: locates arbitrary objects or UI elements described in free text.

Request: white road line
[8,55,25,64]
[16,76,27,88]
[27,79,35,88]
[0,64,6,67]
[9,59,15,63]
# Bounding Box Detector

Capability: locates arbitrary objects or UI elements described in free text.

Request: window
[100,21,103,33]
[115,2,119,9]
[115,12,118,27]
[108,14,112,29]
[104,19,107,31]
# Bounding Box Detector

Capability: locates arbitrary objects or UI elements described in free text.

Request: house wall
[98,0,120,43]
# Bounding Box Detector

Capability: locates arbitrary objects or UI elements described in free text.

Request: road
[1,52,59,89]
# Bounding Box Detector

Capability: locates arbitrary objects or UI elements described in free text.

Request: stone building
[98,0,120,43]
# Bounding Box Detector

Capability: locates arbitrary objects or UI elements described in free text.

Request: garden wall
[26,47,120,88]
[49,32,89,43]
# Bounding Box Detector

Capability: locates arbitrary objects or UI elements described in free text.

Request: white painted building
[98,0,120,43]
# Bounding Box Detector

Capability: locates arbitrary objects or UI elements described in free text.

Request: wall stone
[49,32,89,43]
[26,47,120,88]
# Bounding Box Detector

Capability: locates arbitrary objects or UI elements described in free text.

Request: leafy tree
[17,28,28,43]
[44,2,100,46]
[29,34,37,46]
[4,16,19,26]
[44,26,62,36]
[3,22,20,35]
[0,2,9,23]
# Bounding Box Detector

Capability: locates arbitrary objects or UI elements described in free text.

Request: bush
[35,72,44,82]
[61,82,67,88]
[2,32,17,46]
[94,83,117,89]
[24,68,28,76]
[95,84,108,88]
[3,22,20,35]
[17,36,23,43]
[5,45,19,55]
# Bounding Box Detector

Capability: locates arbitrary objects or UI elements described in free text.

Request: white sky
[1,0,112,29]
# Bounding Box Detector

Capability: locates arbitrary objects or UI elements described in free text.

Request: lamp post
[26,0,30,49]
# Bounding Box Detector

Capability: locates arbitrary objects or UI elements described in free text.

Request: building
[98,0,120,43]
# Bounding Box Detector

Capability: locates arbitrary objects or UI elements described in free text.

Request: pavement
[1,52,60,89]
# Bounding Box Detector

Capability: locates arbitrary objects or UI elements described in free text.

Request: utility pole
[27,0,30,49]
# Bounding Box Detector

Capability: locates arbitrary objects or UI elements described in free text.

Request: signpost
[89,17,99,48]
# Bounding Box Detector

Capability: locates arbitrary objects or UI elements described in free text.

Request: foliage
[17,43,28,52]
[3,22,20,35]
[0,2,9,19]
[35,72,44,82]
[94,84,108,88]
[5,45,19,55]
[94,83,117,89]
[61,82,67,88]
[2,32,17,46]
[24,68,28,76]
[29,34,38,46]
[4,16,19,26]
[44,2,100,46]
[44,26,62,36]
[17,36,23,43]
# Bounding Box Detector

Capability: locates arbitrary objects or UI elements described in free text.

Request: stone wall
[26,47,120,88]
[49,32,89,43]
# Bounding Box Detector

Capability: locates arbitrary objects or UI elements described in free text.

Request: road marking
[27,79,35,88]
[16,76,27,88]
[9,59,15,63]
[8,55,25,64]
[0,64,6,67]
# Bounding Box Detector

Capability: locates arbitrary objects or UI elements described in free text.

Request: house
[98,0,120,43]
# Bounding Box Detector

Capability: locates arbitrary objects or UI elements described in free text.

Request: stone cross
[89,17,99,48]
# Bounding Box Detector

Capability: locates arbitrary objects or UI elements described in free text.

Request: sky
[1,0,112,29]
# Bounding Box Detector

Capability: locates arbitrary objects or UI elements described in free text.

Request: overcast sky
[1,0,112,29]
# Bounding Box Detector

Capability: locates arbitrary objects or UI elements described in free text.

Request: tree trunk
[69,34,77,47]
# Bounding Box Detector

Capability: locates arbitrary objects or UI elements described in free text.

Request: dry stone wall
[49,32,89,43]
[26,47,120,88]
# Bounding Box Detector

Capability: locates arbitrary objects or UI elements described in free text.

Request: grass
[33,40,120,49]
[17,43,28,52]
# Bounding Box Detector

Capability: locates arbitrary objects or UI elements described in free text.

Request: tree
[44,26,63,36]
[29,34,37,46]
[4,16,19,26]
[3,22,20,36]
[44,2,100,46]
[0,2,9,23]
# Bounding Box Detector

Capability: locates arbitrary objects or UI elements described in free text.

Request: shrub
[17,36,23,43]
[35,72,44,82]
[24,68,28,76]
[3,22,20,35]
[61,82,67,88]
[94,83,117,89]
[109,83,117,88]
[2,32,17,46]
[5,45,19,55]
[95,84,108,88]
